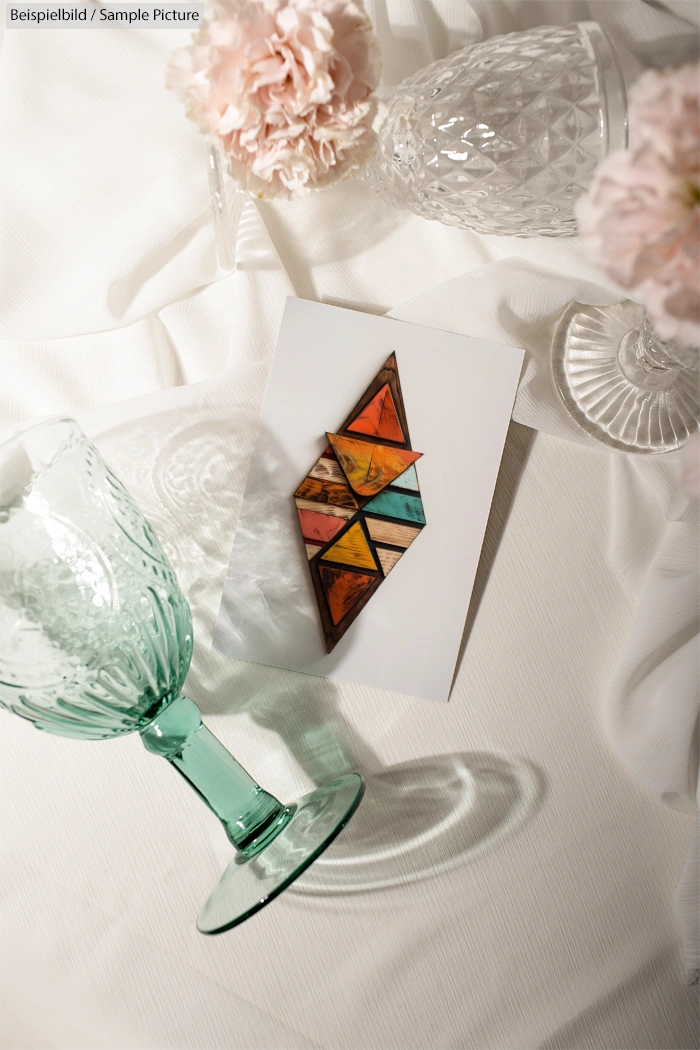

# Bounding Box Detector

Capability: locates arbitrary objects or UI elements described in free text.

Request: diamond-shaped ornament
[294,355,426,652]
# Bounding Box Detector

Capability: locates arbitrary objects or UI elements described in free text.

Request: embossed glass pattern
[552,301,700,453]
[0,420,192,738]
[0,419,363,932]
[366,22,627,235]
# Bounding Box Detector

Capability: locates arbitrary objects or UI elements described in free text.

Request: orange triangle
[321,520,377,571]
[319,566,376,625]
[377,386,405,442]
[326,434,422,497]
[347,384,404,443]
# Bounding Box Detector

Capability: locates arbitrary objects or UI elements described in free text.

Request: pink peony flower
[576,63,700,347]
[167,0,383,200]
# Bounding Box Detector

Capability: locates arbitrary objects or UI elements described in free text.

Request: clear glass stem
[552,299,699,453]
[617,318,685,390]
[208,145,243,271]
[140,695,291,855]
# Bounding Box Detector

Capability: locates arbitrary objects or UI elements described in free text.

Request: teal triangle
[363,490,426,525]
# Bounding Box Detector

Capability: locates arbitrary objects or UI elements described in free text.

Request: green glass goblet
[0,418,364,933]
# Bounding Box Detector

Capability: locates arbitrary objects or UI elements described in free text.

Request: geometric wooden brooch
[294,354,426,652]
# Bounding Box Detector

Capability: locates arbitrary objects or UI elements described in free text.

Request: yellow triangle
[321,521,377,571]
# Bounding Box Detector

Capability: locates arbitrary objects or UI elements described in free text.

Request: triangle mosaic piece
[393,463,420,492]
[346,384,405,443]
[326,433,421,497]
[319,566,376,625]
[364,517,422,548]
[321,521,377,571]
[294,354,427,652]
[296,507,347,546]
[376,548,403,576]
[295,474,359,510]
[362,489,426,525]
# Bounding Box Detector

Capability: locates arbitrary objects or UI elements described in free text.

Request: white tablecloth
[1,3,699,1048]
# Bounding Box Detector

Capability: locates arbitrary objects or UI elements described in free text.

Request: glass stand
[552,300,700,453]
[140,696,364,934]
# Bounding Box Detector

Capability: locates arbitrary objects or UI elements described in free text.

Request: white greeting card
[213,297,523,702]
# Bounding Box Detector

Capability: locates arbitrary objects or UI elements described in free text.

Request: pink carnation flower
[576,63,700,347]
[167,0,383,200]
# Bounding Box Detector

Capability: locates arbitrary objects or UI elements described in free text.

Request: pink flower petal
[167,0,382,199]
[576,63,700,347]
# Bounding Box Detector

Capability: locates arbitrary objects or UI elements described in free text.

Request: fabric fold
[390,258,699,976]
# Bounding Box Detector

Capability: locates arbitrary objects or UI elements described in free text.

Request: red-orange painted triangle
[377,385,404,442]
[347,384,404,443]
[296,507,346,546]
[319,566,375,626]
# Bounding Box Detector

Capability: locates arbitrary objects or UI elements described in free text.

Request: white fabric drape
[388,258,700,983]
[1,2,698,1046]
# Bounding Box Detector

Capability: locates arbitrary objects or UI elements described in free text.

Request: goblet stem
[208,145,244,271]
[140,693,364,933]
[140,695,292,855]
[617,317,686,389]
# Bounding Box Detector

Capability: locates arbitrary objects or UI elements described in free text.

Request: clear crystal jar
[365,22,628,236]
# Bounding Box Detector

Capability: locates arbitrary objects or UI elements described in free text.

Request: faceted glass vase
[365,21,627,236]
[0,419,364,932]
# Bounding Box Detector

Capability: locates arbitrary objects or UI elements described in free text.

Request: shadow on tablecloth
[96,397,544,897]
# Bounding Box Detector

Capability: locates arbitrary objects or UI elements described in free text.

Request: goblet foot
[552,300,700,454]
[197,773,364,934]
[142,697,365,934]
